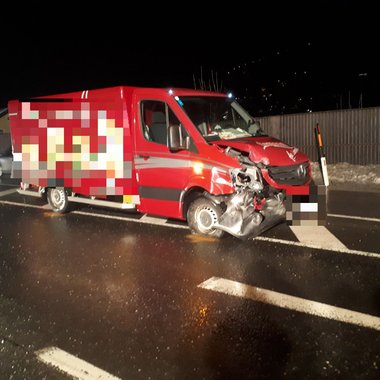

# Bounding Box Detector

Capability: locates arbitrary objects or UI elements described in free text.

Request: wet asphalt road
[0,176,380,379]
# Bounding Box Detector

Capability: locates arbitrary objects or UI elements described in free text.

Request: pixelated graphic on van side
[11,98,134,197]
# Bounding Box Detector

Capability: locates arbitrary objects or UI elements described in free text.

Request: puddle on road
[185,234,219,243]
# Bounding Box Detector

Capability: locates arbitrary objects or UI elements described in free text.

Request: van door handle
[139,155,150,160]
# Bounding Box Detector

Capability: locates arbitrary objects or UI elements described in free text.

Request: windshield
[177,96,266,141]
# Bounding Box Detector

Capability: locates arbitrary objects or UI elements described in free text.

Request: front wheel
[187,197,224,238]
[47,188,69,213]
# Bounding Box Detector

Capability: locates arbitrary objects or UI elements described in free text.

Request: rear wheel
[187,197,224,238]
[47,188,69,213]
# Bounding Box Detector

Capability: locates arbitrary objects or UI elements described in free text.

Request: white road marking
[0,188,17,197]
[0,199,378,257]
[255,236,380,259]
[198,277,380,331]
[0,200,44,209]
[290,226,347,251]
[139,214,168,225]
[72,210,188,229]
[36,346,121,380]
[328,213,380,223]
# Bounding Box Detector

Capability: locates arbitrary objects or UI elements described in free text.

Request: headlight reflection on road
[195,303,209,326]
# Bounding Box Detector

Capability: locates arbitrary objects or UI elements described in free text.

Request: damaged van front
[176,93,313,239]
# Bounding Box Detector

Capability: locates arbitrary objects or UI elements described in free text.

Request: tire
[187,197,224,238]
[47,188,69,213]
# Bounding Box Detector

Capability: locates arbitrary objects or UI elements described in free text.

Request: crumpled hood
[211,136,309,166]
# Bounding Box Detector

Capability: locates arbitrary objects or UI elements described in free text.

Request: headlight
[231,167,263,191]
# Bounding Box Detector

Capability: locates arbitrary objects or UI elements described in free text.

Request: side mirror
[168,124,189,151]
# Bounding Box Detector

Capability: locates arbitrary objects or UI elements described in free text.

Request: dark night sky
[1,1,378,115]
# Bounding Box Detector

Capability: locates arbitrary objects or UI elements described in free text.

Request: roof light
[227,92,233,98]
[174,96,184,106]
[168,89,174,95]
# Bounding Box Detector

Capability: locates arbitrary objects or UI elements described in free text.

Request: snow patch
[311,162,380,188]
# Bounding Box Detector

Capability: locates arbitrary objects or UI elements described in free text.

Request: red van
[8,86,316,238]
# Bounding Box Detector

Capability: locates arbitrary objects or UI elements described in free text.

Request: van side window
[140,101,185,145]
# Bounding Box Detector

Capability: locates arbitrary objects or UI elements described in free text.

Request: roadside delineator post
[314,123,329,186]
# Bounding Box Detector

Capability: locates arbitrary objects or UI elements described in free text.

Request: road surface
[1,175,379,379]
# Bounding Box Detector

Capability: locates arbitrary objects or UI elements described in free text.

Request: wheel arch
[181,186,208,220]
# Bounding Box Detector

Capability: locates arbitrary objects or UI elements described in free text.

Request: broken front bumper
[207,191,286,240]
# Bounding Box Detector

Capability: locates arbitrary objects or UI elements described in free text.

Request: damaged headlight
[231,167,263,191]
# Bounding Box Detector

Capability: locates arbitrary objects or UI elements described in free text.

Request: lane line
[328,213,380,223]
[0,200,187,229]
[255,236,380,259]
[290,226,347,251]
[72,210,189,229]
[139,214,168,225]
[1,199,378,257]
[36,346,121,380]
[0,200,44,210]
[198,277,380,331]
[0,188,17,197]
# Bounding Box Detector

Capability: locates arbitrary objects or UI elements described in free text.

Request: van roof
[34,86,226,101]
